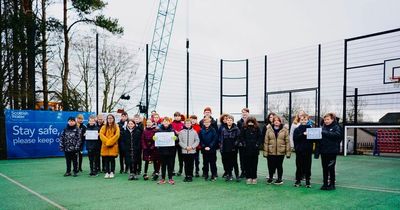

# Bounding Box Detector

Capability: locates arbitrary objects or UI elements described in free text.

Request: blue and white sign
[5,110,93,159]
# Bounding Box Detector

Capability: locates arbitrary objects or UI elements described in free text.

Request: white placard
[306,128,322,140]
[85,130,99,140]
[154,132,175,147]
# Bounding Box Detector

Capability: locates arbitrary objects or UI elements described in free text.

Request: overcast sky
[99,0,400,119]
[47,1,400,120]
[104,0,400,57]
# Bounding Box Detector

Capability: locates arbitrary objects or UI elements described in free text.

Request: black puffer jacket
[123,127,142,153]
[59,125,82,152]
[239,126,262,155]
[219,124,241,153]
[293,124,313,153]
[85,124,100,152]
[315,122,342,155]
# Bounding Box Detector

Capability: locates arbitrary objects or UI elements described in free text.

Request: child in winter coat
[76,114,86,172]
[218,113,229,178]
[86,115,100,176]
[219,115,241,182]
[263,115,291,185]
[239,116,262,184]
[315,113,342,190]
[123,119,142,180]
[117,112,128,174]
[99,114,120,179]
[155,117,177,185]
[171,112,184,176]
[199,117,218,181]
[178,119,200,182]
[190,115,202,177]
[59,117,82,177]
[293,115,313,187]
[142,119,160,181]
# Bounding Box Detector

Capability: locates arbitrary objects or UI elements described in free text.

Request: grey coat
[178,128,200,154]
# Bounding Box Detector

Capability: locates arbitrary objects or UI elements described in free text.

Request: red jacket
[192,123,202,150]
[171,120,184,134]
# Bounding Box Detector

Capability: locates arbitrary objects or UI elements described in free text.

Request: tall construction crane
[138,0,179,116]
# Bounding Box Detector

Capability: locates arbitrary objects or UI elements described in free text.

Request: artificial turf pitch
[0,154,399,210]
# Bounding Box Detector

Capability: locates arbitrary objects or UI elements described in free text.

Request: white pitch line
[0,173,67,210]
[214,163,400,194]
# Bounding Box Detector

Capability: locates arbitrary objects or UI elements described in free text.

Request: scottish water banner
[5,110,93,159]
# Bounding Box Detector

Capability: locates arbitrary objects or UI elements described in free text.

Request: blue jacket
[199,127,218,153]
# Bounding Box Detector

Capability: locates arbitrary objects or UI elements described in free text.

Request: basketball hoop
[390,76,400,88]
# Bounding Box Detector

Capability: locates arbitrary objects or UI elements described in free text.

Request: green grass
[0,154,399,210]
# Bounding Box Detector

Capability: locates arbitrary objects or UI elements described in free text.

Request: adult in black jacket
[293,116,313,187]
[315,113,342,190]
[59,117,82,177]
[219,115,241,182]
[123,120,142,180]
[199,118,218,181]
[239,116,262,184]
[86,116,100,176]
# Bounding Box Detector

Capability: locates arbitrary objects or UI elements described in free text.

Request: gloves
[152,136,158,141]
[172,136,177,141]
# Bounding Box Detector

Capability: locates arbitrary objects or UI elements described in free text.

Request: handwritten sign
[154,132,175,147]
[306,128,322,140]
[85,130,98,140]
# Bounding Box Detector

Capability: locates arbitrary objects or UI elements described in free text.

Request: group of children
[59,107,342,190]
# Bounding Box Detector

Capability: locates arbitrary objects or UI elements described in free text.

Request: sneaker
[204,176,209,181]
[236,176,241,182]
[239,172,246,178]
[158,179,166,184]
[128,174,134,180]
[320,185,329,190]
[327,185,336,190]
[305,180,311,188]
[266,178,273,184]
[104,173,110,179]
[168,179,175,185]
[183,177,189,182]
[188,177,193,182]
[143,174,149,180]
[246,179,252,185]
[294,180,301,187]
[109,172,115,178]
[63,172,72,177]
[274,179,283,185]
[222,172,228,178]
[252,179,258,185]
[210,177,217,182]
[195,172,200,177]
[225,175,232,182]
[73,172,78,177]
[152,173,159,181]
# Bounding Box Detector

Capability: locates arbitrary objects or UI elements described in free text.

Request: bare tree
[73,37,95,112]
[346,97,367,123]
[99,40,139,113]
